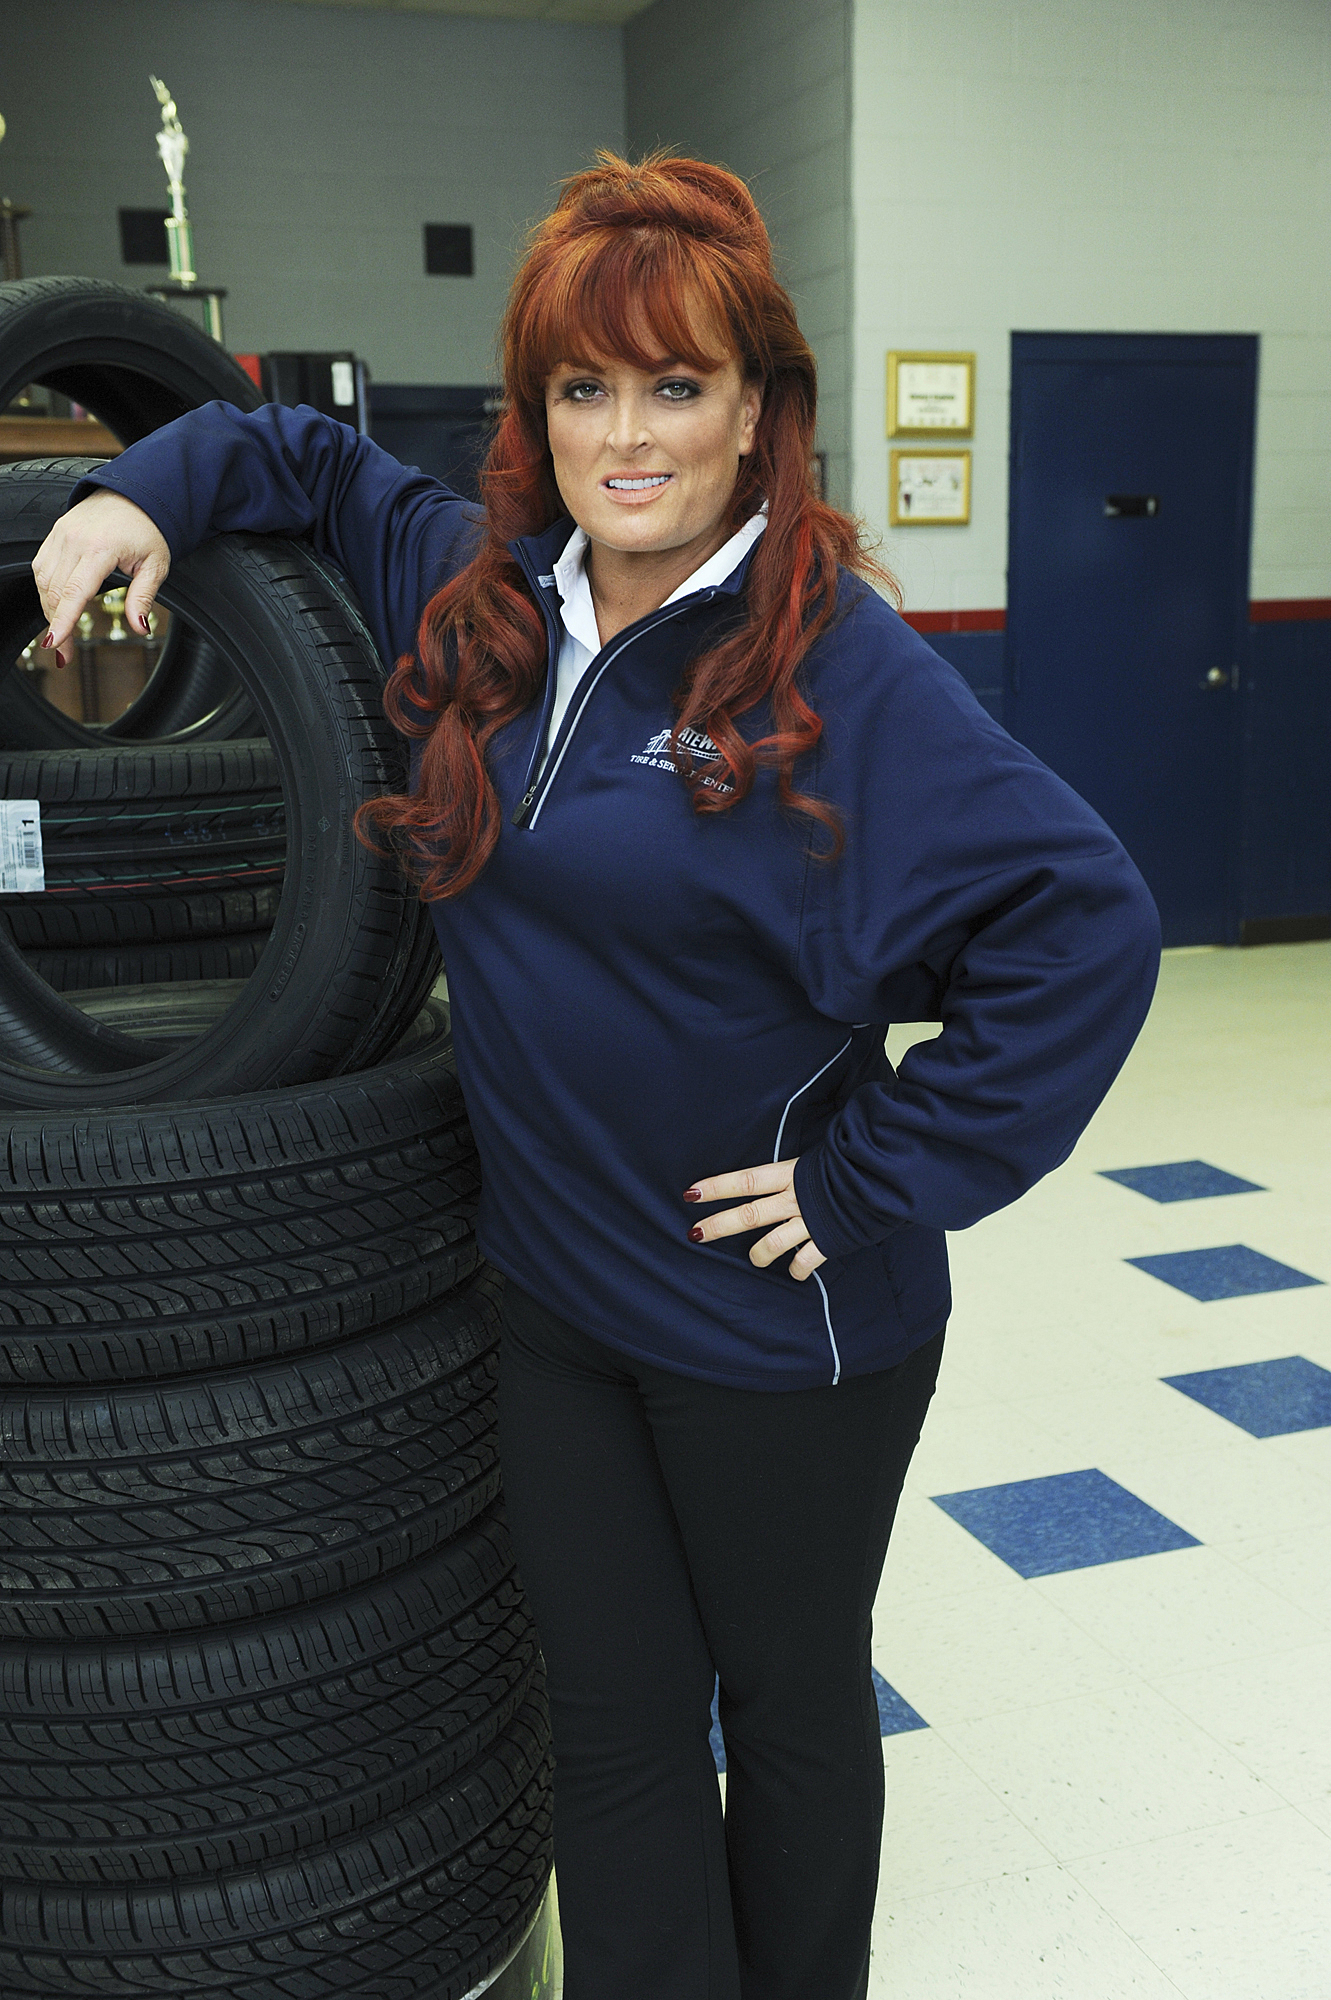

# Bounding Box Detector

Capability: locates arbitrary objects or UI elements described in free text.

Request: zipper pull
[511,781,540,827]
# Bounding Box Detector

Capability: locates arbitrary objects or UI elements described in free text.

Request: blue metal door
[1006,333,1257,946]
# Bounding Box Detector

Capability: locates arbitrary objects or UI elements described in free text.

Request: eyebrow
[552,354,712,374]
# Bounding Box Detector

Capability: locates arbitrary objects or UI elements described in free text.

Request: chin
[589,507,692,552]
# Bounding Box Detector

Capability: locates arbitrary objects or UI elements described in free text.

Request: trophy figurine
[144,78,227,343]
[150,77,197,287]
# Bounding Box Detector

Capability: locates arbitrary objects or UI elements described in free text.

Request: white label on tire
[331,359,355,406]
[0,799,44,891]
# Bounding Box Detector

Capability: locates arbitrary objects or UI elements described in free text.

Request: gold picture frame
[889,449,971,526]
[886,351,975,437]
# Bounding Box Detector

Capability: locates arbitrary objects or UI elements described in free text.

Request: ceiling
[262,0,654,22]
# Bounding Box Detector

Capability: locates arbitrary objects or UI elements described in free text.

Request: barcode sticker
[0,799,44,892]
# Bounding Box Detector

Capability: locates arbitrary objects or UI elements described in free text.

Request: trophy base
[145,282,228,346]
[1,199,32,283]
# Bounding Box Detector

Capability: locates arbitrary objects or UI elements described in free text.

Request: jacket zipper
[507,552,719,829]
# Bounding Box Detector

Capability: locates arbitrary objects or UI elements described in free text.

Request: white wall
[626,0,853,507]
[851,0,1331,611]
[0,0,625,382]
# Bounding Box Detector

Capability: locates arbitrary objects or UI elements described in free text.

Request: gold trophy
[145,78,227,343]
[150,78,197,288]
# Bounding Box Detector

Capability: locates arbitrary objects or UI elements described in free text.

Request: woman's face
[544,348,762,561]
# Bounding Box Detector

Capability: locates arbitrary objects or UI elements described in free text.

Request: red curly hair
[358,151,895,899]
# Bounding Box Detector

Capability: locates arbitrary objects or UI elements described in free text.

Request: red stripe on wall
[900,608,1006,634]
[900,600,1331,631]
[1249,598,1331,623]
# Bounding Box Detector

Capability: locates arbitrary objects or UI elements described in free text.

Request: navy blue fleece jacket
[73,402,1160,1389]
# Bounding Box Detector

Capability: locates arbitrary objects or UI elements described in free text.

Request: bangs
[508,227,747,400]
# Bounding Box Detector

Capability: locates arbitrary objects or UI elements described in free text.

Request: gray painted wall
[0,0,624,382]
[624,0,853,507]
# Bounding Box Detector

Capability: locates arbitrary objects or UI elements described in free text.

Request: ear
[738,379,764,457]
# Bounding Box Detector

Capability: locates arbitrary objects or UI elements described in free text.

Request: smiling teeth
[607,475,670,489]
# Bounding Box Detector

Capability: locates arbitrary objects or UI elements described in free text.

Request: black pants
[498,1281,945,2000]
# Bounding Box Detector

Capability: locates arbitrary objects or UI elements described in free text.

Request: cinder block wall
[0,0,625,381]
[851,0,1331,612]
[625,0,854,509]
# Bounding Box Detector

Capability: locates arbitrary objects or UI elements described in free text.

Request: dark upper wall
[0,0,625,382]
[624,0,852,507]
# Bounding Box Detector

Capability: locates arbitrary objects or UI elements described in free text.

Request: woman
[36,154,1159,2000]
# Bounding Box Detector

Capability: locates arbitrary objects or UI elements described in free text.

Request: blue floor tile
[709,1669,926,1773]
[931,1468,1200,1578]
[1126,1244,1323,1301]
[873,1667,927,1736]
[1163,1355,1331,1438]
[1101,1160,1265,1202]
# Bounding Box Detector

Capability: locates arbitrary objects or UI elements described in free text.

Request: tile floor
[866,940,1331,1999]
[551,941,1331,1998]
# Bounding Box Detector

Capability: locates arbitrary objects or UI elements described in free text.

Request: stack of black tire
[0,279,554,2000]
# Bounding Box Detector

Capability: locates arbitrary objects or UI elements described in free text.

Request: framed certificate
[886,352,975,436]
[889,449,971,526]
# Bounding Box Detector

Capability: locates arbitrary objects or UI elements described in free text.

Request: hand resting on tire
[32,490,171,664]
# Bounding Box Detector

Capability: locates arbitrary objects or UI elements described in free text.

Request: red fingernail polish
[682,1188,702,1202]
[40,630,54,650]
[688,1225,704,1243]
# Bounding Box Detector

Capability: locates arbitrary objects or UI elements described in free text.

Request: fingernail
[133,611,147,633]
[55,649,67,669]
[688,1225,704,1243]
[40,630,54,650]
[682,1188,702,1202]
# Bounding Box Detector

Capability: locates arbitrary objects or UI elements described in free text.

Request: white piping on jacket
[813,1271,842,1386]
[772,1035,853,1163]
[773,1034,855,1386]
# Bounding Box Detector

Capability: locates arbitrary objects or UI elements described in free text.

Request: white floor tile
[937,1680,1283,1861]
[1007,1377,1245,1462]
[868,1863,1187,1999]
[1219,1524,1331,1626]
[873,1580,1133,1729]
[875,1489,1026,1605]
[1096,1438,1331,1549]
[1150,1640,1331,1807]
[902,1395,1080,1494]
[1033,1543,1329,1677]
[878,1727,1054,1900]
[1295,1793,1331,1839]
[935,1308,1154,1403]
[1068,1808,1331,2000]
[1268,1424,1331,1492]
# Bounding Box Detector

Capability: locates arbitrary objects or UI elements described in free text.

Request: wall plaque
[889,449,971,526]
[887,351,975,436]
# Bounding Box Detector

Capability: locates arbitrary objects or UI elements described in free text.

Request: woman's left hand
[683,1159,827,1281]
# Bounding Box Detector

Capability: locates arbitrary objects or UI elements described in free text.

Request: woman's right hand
[32,491,171,664]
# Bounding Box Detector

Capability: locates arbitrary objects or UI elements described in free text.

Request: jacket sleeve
[791,599,1161,1262]
[67,400,483,667]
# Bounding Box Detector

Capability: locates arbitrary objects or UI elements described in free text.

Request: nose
[605,391,654,457]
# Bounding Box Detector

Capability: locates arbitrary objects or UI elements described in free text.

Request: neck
[585,520,734,647]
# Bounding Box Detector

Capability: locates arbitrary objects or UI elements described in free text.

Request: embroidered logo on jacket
[631,725,735,794]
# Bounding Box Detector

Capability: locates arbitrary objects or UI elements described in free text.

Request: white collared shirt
[539,509,767,770]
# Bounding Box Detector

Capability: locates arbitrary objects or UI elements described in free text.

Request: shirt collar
[552,507,768,657]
